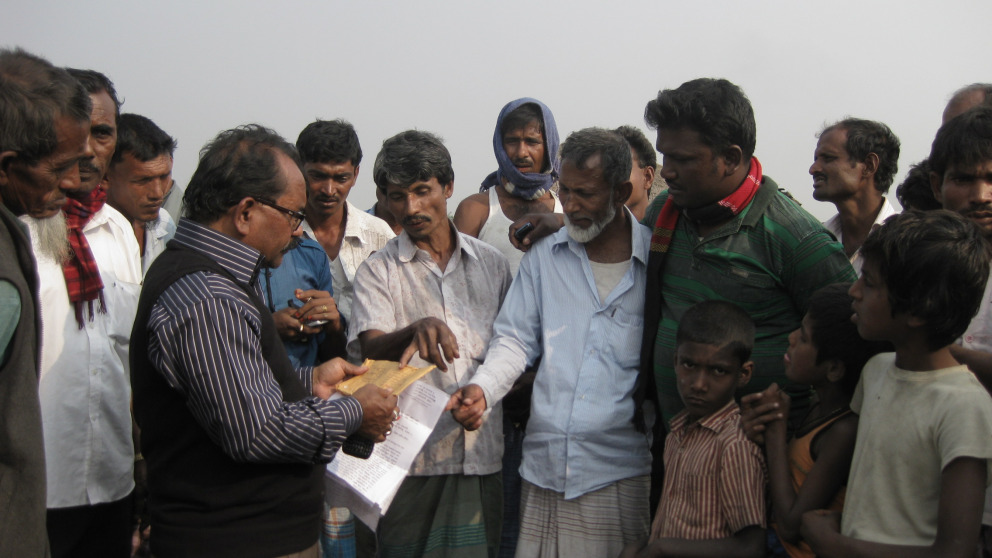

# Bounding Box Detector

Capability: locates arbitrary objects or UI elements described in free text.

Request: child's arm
[801,456,986,558]
[765,394,858,544]
[623,525,764,558]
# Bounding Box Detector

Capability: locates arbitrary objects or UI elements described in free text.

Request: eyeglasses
[253,197,306,230]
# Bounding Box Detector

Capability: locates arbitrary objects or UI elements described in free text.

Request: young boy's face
[930,159,992,241]
[849,258,903,342]
[785,313,829,385]
[675,341,753,423]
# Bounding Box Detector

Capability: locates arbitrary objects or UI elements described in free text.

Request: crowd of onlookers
[2,45,992,558]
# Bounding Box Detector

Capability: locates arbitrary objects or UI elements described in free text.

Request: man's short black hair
[183,124,302,224]
[66,68,121,123]
[560,128,632,190]
[896,159,941,211]
[644,78,756,160]
[930,106,992,179]
[821,118,901,193]
[296,119,362,167]
[676,300,756,365]
[861,210,990,351]
[112,113,176,164]
[807,283,891,395]
[614,125,657,170]
[0,48,91,165]
[372,130,453,194]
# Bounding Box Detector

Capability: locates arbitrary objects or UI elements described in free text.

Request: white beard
[565,198,616,244]
[34,212,71,264]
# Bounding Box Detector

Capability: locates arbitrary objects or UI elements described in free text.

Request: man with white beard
[22,67,142,558]
[448,128,653,557]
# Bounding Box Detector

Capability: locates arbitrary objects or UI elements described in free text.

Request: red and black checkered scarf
[649,157,763,255]
[62,187,107,328]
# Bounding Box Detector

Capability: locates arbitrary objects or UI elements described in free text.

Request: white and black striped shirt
[147,220,362,463]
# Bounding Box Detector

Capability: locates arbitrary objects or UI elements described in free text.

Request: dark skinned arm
[357,317,459,372]
[802,456,986,558]
[949,345,992,394]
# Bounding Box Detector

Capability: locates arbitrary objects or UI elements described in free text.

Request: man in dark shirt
[130,124,397,558]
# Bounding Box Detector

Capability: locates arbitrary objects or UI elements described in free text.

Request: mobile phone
[287,298,328,327]
[514,222,535,242]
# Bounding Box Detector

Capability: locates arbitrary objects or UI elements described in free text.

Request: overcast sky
[4,0,990,220]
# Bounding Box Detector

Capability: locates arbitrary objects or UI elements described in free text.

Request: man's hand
[352,384,398,442]
[312,358,368,399]
[294,288,344,333]
[508,213,564,252]
[800,509,841,553]
[446,384,488,430]
[400,317,460,371]
[273,306,315,340]
[740,383,789,445]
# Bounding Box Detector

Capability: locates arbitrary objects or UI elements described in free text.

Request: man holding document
[130,125,397,558]
[348,130,512,557]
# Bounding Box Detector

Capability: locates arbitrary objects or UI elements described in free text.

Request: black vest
[0,207,48,557]
[131,242,322,557]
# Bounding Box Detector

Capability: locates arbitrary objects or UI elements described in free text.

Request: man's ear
[443,181,454,199]
[721,145,745,176]
[232,197,257,236]
[353,164,360,180]
[929,171,945,205]
[0,150,18,187]
[615,180,633,206]
[643,164,656,191]
[863,153,880,179]
[738,361,755,388]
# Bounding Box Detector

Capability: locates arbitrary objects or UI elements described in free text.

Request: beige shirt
[348,223,512,476]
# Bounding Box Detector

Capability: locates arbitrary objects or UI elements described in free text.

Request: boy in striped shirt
[623,300,766,558]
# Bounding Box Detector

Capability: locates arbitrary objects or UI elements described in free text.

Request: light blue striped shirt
[472,214,652,499]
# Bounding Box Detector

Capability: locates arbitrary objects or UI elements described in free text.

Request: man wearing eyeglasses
[130,124,399,558]
[105,113,178,275]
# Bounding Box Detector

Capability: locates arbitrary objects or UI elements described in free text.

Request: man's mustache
[402,215,431,226]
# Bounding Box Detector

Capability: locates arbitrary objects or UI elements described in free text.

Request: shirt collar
[669,399,739,435]
[171,219,264,287]
[397,219,476,263]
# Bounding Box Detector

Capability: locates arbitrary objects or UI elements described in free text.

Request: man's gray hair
[559,127,632,188]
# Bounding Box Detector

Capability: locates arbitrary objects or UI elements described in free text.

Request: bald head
[943,84,992,124]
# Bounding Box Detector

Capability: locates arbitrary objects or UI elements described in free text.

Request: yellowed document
[334,359,436,396]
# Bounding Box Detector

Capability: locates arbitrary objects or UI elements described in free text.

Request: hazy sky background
[4,1,990,220]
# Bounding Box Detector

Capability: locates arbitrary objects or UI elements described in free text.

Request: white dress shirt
[23,204,142,507]
[348,224,511,476]
[823,197,899,275]
[142,209,176,275]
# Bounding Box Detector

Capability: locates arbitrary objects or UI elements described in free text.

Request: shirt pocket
[107,278,142,343]
[605,308,643,370]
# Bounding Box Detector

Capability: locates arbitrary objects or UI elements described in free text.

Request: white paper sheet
[324,380,449,530]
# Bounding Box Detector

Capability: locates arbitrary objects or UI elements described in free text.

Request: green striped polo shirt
[643,177,857,424]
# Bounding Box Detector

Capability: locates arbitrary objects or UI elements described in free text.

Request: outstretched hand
[508,213,563,252]
[352,384,398,442]
[400,317,460,371]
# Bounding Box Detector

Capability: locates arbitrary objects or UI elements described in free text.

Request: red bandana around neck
[62,187,107,328]
[650,157,763,255]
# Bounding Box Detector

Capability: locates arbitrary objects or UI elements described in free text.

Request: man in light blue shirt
[449,128,652,558]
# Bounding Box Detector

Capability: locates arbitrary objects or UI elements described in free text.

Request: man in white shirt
[450,128,652,558]
[350,130,511,557]
[811,118,901,275]
[29,67,142,558]
[105,112,177,275]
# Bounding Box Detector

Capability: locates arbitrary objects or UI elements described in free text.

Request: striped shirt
[472,215,652,499]
[643,178,856,423]
[146,219,362,463]
[654,401,766,540]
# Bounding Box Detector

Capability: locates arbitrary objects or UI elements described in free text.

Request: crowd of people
[1,45,992,558]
